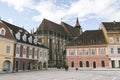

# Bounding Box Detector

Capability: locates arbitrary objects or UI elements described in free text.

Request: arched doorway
[3,60,11,72]
[38,62,42,70]
[86,61,89,67]
[79,61,83,67]
[93,61,96,68]
[101,61,105,67]
[71,61,74,67]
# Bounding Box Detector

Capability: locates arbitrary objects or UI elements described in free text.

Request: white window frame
[84,48,89,55]
[77,49,82,56]
[118,48,120,54]
[110,47,114,54]
[15,45,20,57]
[91,48,95,55]
[116,37,120,43]
[69,49,75,56]
[100,48,105,54]
[0,28,6,35]
[23,46,27,58]
[6,45,10,54]
[109,37,114,43]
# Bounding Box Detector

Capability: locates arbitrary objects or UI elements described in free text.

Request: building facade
[100,21,120,68]
[66,30,110,68]
[34,18,81,67]
[67,21,120,69]
[0,20,49,72]
[0,21,15,73]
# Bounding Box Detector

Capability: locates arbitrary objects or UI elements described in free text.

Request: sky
[0,0,120,32]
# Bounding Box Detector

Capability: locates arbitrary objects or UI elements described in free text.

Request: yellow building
[100,21,120,68]
[0,21,15,73]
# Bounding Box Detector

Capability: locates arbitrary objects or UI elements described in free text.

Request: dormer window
[0,28,6,35]
[15,32,20,40]
[28,36,32,43]
[22,34,27,41]
[34,39,38,44]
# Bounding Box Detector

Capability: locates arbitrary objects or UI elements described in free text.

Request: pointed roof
[75,18,81,28]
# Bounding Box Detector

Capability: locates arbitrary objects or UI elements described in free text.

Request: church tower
[75,18,82,35]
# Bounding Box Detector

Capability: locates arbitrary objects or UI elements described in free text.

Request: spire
[75,17,81,29]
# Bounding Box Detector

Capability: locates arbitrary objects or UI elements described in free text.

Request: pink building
[66,30,110,68]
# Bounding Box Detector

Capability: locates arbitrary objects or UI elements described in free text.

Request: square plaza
[0,69,120,80]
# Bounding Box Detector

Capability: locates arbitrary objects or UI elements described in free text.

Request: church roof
[75,18,81,29]
[35,18,80,37]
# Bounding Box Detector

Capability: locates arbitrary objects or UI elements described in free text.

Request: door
[111,60,115,68]
[93,62,96,68]
[15,61,19,72]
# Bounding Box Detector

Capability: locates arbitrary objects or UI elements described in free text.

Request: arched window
[0,28,6,35]
[79,61,83,67]
[71,61,74,67]
[2,60,11,72]
[101,61,105,67]
[86,61,89,67]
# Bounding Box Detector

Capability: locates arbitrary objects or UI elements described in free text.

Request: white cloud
[32,0,120,23]
[0,0,35,12]
[1,0,120,23]
[32,0,67,23]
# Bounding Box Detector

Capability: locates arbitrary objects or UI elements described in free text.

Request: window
[15,32,20,40]
[28,36,32,43]
[116,37,120,43]
[100,48,105,54]
[0,28,6,35]
[69,50,74,56]
[23,48,27,55]
[22,34,27,41]
[91,49,95,55]
[109,37,113,43]
[29,49,32,55]
[34,50,37,57]
[45,52,47,57]
[117,48,120,54]
[39,51,42,57]
[77,49,82,55]
[6,46,10,53]
[85,49,88,55]
[16,47,20,54]
[110,48,114,54]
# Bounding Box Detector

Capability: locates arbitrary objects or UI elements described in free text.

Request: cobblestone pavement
[0,69,120,80]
